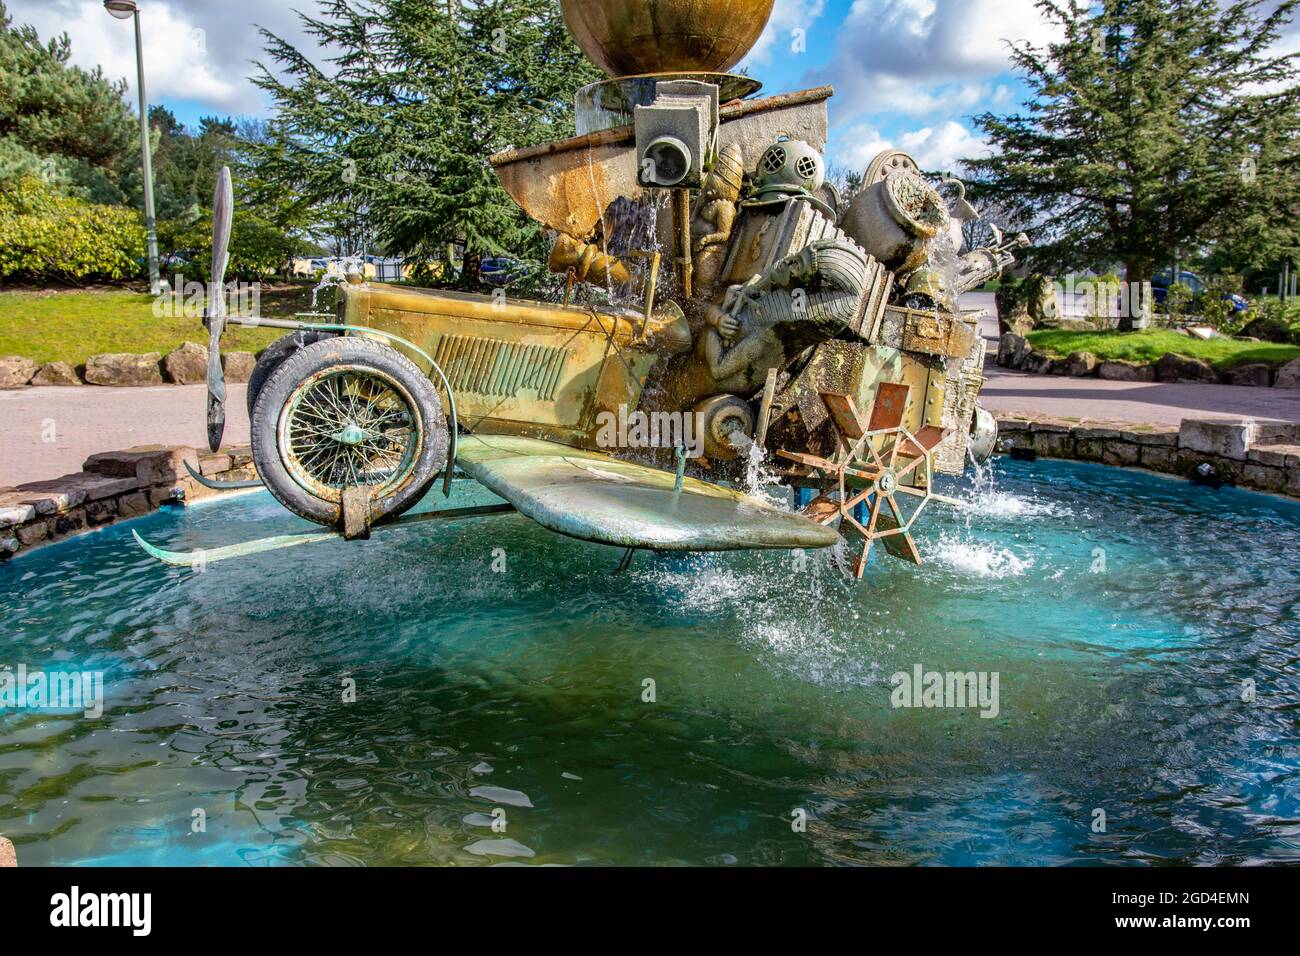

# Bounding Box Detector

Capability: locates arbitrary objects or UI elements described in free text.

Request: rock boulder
[1154,352,1218,384]
[164,341,209,385]
[1275,358,1300,390]
[0,355,38,389]
[222,351,257,384]
[30,361,82,386]
[997,332,1027,367]
[1097,360,1155,382]
[1226,363,1273,388]
[84,353,164,387]
[1064,351,1097,376]
[1021,352,1055,375]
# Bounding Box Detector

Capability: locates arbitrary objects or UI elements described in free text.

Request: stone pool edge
[0,444,257,562]
[995,414,1300,498]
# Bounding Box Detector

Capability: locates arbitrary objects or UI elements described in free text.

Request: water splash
[926,454,1038,576]
[727,432,786,507]
[952,451,1070,522]
[929,532,1033,578]
[921,232,962,315]
[631,553,880,689]
[308,255,364,309]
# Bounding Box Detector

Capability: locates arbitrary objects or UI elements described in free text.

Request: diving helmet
[750,137,826,203]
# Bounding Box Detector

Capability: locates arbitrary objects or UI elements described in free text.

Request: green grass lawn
[0,285,328,367]
[1026,328,1300,370]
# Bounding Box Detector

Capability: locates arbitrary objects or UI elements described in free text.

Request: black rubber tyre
[246,330,333,419]
[251,336,448,527]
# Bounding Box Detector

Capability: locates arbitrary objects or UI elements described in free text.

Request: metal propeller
[205,166,234,452]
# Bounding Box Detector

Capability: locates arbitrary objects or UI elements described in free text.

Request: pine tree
[0,0,139,204]
[964,0,1300,326]
[247,0,601,285]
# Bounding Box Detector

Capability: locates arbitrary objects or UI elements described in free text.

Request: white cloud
[816,0,1063,121]
[4,0,312,116]
[837,119,990,173]
[744,0,829,66]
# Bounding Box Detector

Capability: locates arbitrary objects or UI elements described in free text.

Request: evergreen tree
[150,108,240,222]
[0,0,139,204]
[247,0,601,285]
[964,0,1300,327]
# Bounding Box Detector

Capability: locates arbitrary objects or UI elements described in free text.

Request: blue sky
[8,0,1298,174]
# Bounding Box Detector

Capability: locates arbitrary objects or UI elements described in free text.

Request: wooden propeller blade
[205,166,234,452]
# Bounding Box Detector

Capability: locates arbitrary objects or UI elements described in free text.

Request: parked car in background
[1152,269,1248,313]
[479,256,527,284]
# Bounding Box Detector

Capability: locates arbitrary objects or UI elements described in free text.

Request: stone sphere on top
[560,0,776,78]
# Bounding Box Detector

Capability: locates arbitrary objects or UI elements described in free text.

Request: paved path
[963,291,1300,426]
[978,363,1300,426]
[2,292,1296,486]
[0,383,250,488]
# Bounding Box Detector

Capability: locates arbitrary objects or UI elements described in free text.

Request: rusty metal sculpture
[136,0,1025,578]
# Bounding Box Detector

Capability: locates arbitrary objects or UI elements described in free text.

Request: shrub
[1240,300,1300,344]
[1163,281,1194,318]
[0,175,144,282]
[1196,274,1243,331]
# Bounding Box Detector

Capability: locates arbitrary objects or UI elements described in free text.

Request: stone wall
[995,414,1300,498]
[0,346,257,389]
[996,332,1300,389]
[0,445,257,562]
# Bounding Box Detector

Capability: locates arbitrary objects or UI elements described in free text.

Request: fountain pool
[1,458,1297,866]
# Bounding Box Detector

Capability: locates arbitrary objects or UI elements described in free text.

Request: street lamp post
[105,0,160,295]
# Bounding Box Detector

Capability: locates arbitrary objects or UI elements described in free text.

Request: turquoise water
[1,458,1297,866]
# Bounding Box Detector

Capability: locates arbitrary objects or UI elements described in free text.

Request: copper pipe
[675,189,693,299]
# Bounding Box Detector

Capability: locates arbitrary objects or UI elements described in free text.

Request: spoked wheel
[245,330,333,419]
[251,336,448,528]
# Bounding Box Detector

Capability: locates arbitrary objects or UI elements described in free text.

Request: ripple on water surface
[0,458,1298,865]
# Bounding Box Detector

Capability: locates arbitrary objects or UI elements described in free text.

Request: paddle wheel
[778,383,958,577]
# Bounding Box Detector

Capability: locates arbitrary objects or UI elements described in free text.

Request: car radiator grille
[431,334,568,401]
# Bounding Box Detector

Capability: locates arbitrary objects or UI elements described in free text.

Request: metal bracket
[341,485,373,540]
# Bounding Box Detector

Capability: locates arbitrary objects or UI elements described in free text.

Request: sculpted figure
[690,144,745,296]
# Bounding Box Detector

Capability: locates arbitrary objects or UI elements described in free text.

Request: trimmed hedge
[0,176,145,282]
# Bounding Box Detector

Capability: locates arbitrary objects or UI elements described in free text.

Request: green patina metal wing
[455,435,839,552]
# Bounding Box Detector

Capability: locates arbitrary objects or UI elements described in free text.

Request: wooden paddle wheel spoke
[797,384,958,576]
[893,484,931,499]
[846,489,886,577]
[893,449,928,482]
[773,383,957,578]
[861,439,888,471]
[800,494,842,525]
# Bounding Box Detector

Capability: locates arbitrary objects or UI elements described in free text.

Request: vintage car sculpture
[136,0,1024,579]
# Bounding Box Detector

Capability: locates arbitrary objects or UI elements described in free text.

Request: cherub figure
[690,144,744,297]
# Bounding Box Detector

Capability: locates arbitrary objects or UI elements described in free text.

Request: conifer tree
[248,0,601,285]
[964,0,1300,326]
